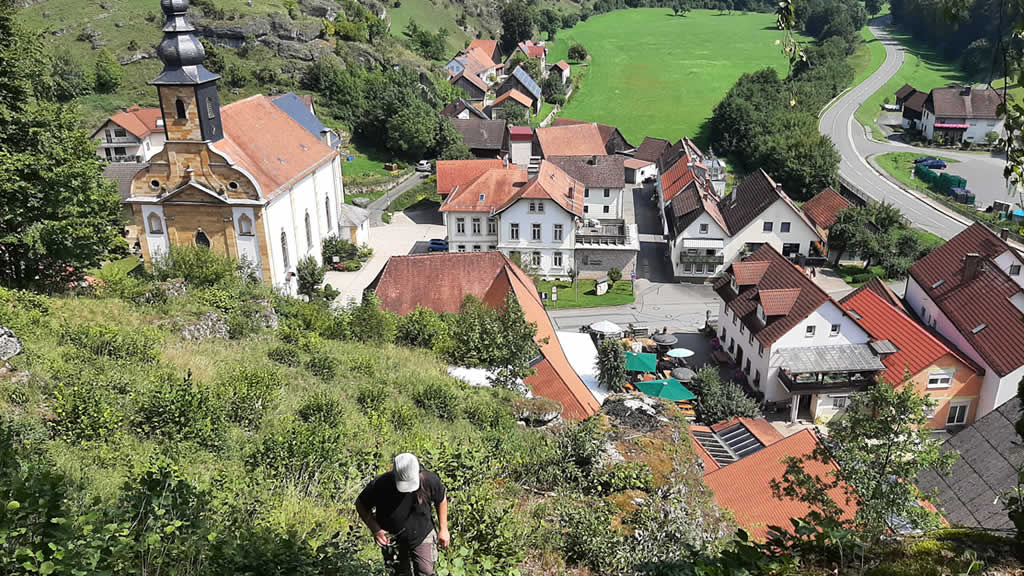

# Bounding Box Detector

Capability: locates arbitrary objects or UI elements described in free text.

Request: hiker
[356,453,450,576]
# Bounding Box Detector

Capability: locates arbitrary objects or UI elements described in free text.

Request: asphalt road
[818,21,1011,239]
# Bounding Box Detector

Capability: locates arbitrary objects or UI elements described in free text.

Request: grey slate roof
[917,397,1022,531]
[103,162,147,201]
[272,92,339,148]
[546,155,625,188]
[776,344,886,374]
[452,118,507,151]
[338,203,370,227]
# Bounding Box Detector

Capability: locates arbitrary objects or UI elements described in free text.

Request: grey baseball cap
[393,453,420,493]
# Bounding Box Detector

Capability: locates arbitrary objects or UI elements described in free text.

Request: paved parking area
[327,207,445,305]
[547,280,719,334]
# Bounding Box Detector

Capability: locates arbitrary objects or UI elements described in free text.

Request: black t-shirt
[358,470,446,545]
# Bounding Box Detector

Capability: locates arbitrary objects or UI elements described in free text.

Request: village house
[445,42,501,90]
[664,168,824,281]
[800,187,851,241]
[550,60,570,85]
[922,85,1004,142]
[496,66,543,113]
[510,40,548,71]
[715,245,886,423]
[900,89,928,131]
[694,420,857,539]
[124,0,343,293]
[840,279,984,430]
[373,251,601,420]
[905,223,1024,419]
[533,123,607,157]
[92,106,166,163]
[467,39,502,69]
[436,159,637,279]
[550,118,633,154]
[506,126,534,168]
[487,89,535,120]
[450,71,490,103]
[547,155,626,218]
[451,118,508,158]
[441,98,489,120]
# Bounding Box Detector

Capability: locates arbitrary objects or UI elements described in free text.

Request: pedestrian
[356,453,450,576]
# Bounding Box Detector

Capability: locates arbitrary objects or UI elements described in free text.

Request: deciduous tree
[500,0,534,54]
[568,42,588,62]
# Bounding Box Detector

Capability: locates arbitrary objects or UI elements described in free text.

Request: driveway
[632,185,664,236]
[327,206,445,304]
[547,280,720,334]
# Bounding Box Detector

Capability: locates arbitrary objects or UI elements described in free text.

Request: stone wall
[575,248,636,280]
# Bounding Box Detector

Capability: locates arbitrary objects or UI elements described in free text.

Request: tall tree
[0,1,121,290]
[500,0,535,54]
[502,101,529,126]
[489,292,542,391]
[537,8,561,40]
[774,379,955,540]
[51,49,93,102]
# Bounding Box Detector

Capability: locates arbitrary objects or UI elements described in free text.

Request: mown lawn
[536,279,634,309]
[545,9,806,145]
[874,152,958,194]
[850,26,887,87]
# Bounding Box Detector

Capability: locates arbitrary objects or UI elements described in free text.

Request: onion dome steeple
[151,0,219,85]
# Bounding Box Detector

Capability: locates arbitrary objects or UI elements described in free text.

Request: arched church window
[325,197,332,231]
[175,99,187,120]
[237,213,253,236]
[304,211,313,248]
[195,229,210,248]
[147,213,163,234]
[281,231,290,271]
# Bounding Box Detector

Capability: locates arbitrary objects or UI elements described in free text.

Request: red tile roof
[713,417,784,445]
[535,123,606,156]
[214,95,338,201]
[703,429,857,540]
[623,158,653,169]
[843,276,907,313]
[436,159,505,195]
[549,118,622,149]
[758,288,802,317]
[908,223,1024,376]
[517,40,546,59]
[492,89,534,109]
[468,39,498,61]
[801,187,851,232]
[439,166,529,212]
[660,158,698,203]
[374,252,599,420]
[94,106,163,139]
[496,160,584,217]
[465,45,497,69]
[552,60,569,71]
[715,246,836,347]
[839,288,980,384]
[507,125,533,141]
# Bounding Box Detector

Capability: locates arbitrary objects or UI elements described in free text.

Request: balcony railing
[577,219,631,245]
[102,136,139,144]
[779,370,875,394]
[679,254,724,265]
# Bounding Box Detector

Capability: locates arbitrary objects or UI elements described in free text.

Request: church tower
[152,0,223,143]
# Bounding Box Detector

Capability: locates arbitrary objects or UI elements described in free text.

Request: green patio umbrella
[634,378,696,402]
[624,352,657,373]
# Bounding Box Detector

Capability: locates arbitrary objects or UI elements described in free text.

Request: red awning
[934,123,969,129]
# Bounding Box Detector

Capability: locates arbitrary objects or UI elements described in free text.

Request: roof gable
[535,123,606,156]
[492,89,534,108]
[801,187,851,231]
[440,166,529,212]
[452,118,507,150]
[634,136,670,163]
[496,160,584,217]
[94,106,163,139]
[436,159,505,195]
[508,66,542,101]
[546,154,625,188]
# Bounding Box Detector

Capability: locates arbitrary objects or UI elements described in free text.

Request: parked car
[882,104,901,111]
[921,159,947,169]
[415,160,433,173]
[427,239,448,252]
[913,156,937,164]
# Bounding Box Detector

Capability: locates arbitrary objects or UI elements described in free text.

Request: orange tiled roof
[535,123,606,157]
[496,160,584,217]
[213,95,338,201]
[492,89,534,108]
[468,39,498,60]
[95,106,163,139]
[436,159,505,196]
[374,252,599,420]
[702,429,857,540]
[552,60,569,71]
[518,40,546,59]
[732,261,771,286]
[802,187,851,231]
[465,45,497,69]
[439,166,529,213]
[758,288,802,317]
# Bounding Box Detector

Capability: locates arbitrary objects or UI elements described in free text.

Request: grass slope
[849,25,886,87]
[546,9,802,145]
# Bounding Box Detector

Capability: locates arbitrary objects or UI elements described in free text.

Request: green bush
[461,395,514,429]
[349,292,397,344]
[447,482,527,571]
[396,306,449,349]
[217,366,284,430]
[557,497,625,574]
[267,343,302,367]
[356,381,389,413]
[247,419,362,491]
[51,379,124,442]
[321,236,360,263]
[296,255,325,298]
[297,391,346,426]
[133,372,227,447]
[305,353,338,380]
[852,272,880,283]
[607,267,623,283]
[60,322,160,363]
[152,244,238,288]
[413,378,460,420]
[595,461,654,494]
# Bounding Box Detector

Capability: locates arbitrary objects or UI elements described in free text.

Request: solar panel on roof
[513,67,542,100]
[717,423,765,458]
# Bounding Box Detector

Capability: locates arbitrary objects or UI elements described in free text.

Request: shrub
[267,344,302,367]
[296,255,325,298]
[134,371,227,447]
[247,419,364,492]
[607,267,623,283]
[413,378,460,420]
[321,236,360,263]
[691,365,761,425]
[568,42,588,62]
[396,306,448,349]
[447,482,527,571]
[557,497,625,573]
[305,353,338,380]
[985,130,999,145]
[297,391,345,426]
[60,323,160,363]
[152,244,238,288]
[217,366,284,429]
[461,395,514,429]
[356,381,389,413]
[595,461,654,494]
[349,292,397,344]
[597,338,627,392]
[52,379,124,442]
[852,272,880,283]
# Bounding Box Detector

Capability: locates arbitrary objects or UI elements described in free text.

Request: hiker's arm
[437,496,450,548]
[356,498,389,546]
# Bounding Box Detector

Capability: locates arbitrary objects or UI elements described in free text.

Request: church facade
[125,0,343,292]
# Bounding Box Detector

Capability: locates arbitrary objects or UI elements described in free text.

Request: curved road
[819,21,1009,240]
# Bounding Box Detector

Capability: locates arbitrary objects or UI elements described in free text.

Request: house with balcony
[91,106,166,163]
[436,159,637,279]
[714,245,885,424]
[840,278,984,430]
[905,223,1024,420]
[665,168,824,282]
[547,155,626,219]
[922,85,1004,142]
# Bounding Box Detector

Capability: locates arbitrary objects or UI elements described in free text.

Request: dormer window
[175,98,187,120]
[729,274,738,293]
[756,304,766,324]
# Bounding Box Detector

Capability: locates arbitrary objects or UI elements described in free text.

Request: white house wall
[671,212,728,278]
[583,187,622,219]
[446,210,499,252]
[509,140,532,167]
[722,198,820,265]
[496,198,576,276]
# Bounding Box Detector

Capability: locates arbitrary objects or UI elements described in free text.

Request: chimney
[1001,228,1009,241]
[963,253,982,282]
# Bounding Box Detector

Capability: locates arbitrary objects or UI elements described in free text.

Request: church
[126,0,344,292]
